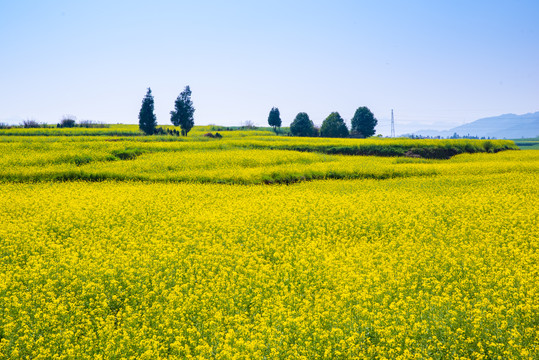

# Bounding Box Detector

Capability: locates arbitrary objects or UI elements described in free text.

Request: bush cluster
[56,117,109,128]
[154,127,181,136]
[58,117,76,128]
[203,132,223,139]
[22,119,45,128]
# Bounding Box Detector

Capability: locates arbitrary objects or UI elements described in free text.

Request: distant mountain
[409,112,539,139]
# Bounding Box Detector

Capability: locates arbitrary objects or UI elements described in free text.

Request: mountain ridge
[407,112,539,139]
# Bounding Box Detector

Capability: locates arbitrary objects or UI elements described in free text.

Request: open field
[514,138,539,150]
[0,129,537,359]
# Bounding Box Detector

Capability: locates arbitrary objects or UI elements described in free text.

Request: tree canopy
[320,112,349,138]
[170,86,195,136]
[290,112,315,137]
[268,107,282,132]
[351,106,377,138]
[138,88,157,135]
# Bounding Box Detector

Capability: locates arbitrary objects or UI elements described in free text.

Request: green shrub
[111,148,145,160]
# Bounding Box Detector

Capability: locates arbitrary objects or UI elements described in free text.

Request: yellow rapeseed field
[0,132,537,359]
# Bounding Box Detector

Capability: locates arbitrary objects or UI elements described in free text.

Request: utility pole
[391,109,395,138]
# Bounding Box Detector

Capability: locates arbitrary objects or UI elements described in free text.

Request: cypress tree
[170,86,195,136]
[139,88,157,135]
[268,107,282,132]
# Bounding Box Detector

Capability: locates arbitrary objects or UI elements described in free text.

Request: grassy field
[514,137,539,150]
[0,128,537,359]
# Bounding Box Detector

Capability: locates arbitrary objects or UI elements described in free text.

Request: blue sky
[1,0,538,135]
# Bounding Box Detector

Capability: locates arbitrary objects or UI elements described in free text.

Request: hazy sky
[1,0,538,135]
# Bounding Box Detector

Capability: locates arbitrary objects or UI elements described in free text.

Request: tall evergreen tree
[351,106,377,138]
[268,107,282,132]
[170,86,195,136]
[290,112,315,137]
[320,112,349,138]
[139,88,157,135]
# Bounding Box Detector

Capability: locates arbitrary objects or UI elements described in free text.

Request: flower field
[0,131,519,184]
[0,131,537,359]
